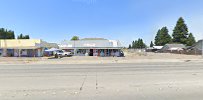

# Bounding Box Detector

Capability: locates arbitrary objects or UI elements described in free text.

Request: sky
[0,0,203,46]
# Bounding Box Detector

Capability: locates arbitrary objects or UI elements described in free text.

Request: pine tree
[154,27,171,46]
[137,38,146,49]
[128,44,132,49]
[132,41,135,48]
[154,29,161,46]
[129,39,146,49]
[187,33,196,46]
[134,40,138,48]
[17,34,30,39]
[25,35,30,39]
[172,17,189,44]
[150,41,154,47]
[0,28,15,39]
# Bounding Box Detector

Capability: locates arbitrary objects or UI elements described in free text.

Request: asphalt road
[0,62,203,100]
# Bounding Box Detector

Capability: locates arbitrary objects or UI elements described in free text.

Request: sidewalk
[0,55,203,65]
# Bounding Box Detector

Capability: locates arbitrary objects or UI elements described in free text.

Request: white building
[59,38,124,57]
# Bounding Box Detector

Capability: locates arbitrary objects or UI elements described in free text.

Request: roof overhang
[60,47,123,49]
[0,46,41,49]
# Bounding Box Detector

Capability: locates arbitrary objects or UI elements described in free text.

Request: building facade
[0,39,58,57]
[59,38,124,57]
[185,39,203,55]
[161,44,186,53]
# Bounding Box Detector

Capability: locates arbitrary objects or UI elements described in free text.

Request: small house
[161,44,186,53]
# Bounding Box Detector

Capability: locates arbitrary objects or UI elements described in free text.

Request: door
[90,49,93,56]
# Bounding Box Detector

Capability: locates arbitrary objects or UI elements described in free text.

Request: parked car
[113,51,125,57]
[119,51,125,57]
[55,50,72,57]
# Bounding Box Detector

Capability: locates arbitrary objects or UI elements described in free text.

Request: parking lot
[0,62,203,100]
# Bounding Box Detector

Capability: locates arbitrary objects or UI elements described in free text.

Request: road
[0,62,203,100]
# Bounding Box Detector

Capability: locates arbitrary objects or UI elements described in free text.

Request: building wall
[0,39,41,48]
[195,40,203,50]
[0,39,51,57]
[73,49,121,57]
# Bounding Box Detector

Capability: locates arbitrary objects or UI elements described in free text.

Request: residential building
[59,38,124,57]
[146,46,163,52]
[161,44,186,53]
[0,39,58,57]
[185,39,203,55]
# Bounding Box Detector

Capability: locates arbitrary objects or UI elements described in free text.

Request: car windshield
[57,50,63,53]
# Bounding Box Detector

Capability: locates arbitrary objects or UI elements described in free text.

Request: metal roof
[161,44,186,51]
[164,44,186,48]
[59,39,123,49]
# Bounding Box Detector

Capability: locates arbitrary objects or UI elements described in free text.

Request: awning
[59,47,123,49]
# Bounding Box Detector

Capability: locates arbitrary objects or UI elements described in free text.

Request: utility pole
[74,40,76,56]
[202,40,203,58]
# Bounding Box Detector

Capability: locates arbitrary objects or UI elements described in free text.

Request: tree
[128,44,132,49]
[17,34,23,39]
[154,29,161,46]
[71,36,79,40]
[24,35,30,39]
[7,30,15,39]
[154,27,171,46]
[134,40,138,48]
[0,28,6,39]
[187,33,196,46]
[132,41,135,48]
[129,38,146,49]
[172,17,189,44]
[17,34,30,39]
[138,38,146,48]
[150,41,154,47]
[0,28,15,39]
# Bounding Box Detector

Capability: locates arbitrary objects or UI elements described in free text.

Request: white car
[55,50,72,57]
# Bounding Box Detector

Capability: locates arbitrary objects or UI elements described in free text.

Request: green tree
[129,38,146,49]
[172,17,189,44]
[0,28,15,39]
[24,35,30,39]
[137,38,146,49]
[137,38,143,48]
[128,44,132,49]
[17,34,30,39]
[187,33,196,46]
[154,27,171,46]
[150,41,154,47]
[71,36,79,40]
[134,40,138,48]
[132,41,135,48]
[154,29,161,45]
[7,30,15,39]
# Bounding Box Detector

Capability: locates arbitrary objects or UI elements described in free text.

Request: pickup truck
[55,50,72,57]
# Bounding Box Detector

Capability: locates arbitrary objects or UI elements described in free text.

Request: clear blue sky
[0,0,203,46]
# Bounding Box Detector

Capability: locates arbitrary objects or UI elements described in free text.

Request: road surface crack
[80,74,87,91]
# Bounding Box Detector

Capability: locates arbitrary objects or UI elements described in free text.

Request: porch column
[98,49,100,56]
[37,49,41,57]
[74,49,77,56]
[33,49,35,57]
[18,49,21,57]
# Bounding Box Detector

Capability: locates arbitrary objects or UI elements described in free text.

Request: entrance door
[90,49,93,56]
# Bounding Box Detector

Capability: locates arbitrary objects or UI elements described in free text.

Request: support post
[202,40,203,58]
